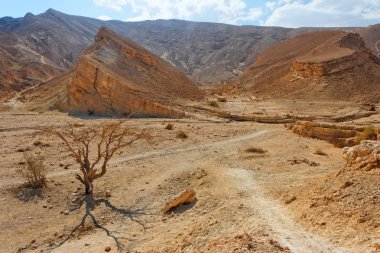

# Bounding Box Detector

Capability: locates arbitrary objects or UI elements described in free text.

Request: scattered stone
[340,181,353,189]
[43,204,48,208]
[289,158,319,166]
[284,195,297,204]
[31,239,36,244]
[63,210,69,215]
[59,163,64,167]
[105,189,112,198]
[194,169,207,180]
[104,246,111,252]
[85,243,90,246]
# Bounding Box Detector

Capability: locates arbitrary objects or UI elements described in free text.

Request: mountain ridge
[0,9,378,98]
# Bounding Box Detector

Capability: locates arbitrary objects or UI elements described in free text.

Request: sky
[0,0,379,28]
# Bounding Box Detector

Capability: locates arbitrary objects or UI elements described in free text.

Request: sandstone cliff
[67,27,203,117]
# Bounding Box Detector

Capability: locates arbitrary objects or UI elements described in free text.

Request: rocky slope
[235,31,380,102]
[0,32,62,98]
[66,27,203,117]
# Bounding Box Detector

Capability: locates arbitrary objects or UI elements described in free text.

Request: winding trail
[227,168,352,253]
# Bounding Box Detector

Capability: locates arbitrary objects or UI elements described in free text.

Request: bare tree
[44,120,146,195]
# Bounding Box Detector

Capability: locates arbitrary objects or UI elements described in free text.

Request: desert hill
[235,31,380,102]
[4,27,204,116]
[1,8,379,95]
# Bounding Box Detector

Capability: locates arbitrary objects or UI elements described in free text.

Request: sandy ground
[0,99,379,253]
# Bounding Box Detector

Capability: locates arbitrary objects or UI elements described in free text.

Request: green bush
[207,100,219,108]
[356,125,377,143]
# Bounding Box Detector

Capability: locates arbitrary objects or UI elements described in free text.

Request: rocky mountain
[0,9,378,96]
[66,27,202,117]
[235,31,380,102]
[0,9,294,87]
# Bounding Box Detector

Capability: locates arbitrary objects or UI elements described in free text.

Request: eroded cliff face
[291,62,325,78]
[68,58,184,117]
[67,27,202,117]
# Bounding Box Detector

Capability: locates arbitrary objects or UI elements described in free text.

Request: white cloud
[263,0,380,27]
[93,0,263,24]
[97,15,113,20]
[93,0,128,11]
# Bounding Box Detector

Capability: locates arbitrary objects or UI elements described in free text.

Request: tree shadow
[50,195,155,252]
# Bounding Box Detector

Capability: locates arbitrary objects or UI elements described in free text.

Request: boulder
[343,141,380,171]
[163,190,197,213]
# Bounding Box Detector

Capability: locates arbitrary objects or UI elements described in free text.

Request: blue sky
[1,0,379,28]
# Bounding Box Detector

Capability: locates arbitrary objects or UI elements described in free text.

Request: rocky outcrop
[69,58,185,117]
[67,27,203,117]
[289,121,380,148]
[291,62,325,78]
[343,141,380,171]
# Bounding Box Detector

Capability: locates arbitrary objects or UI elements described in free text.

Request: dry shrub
[245,147,266,154]
[33,140,43,146]
[356,125,377,143]
[16,147,31,153]
[314,148,327,156]
[207,100,219,108]
[17,152,47,188]
[165,123,174,130]
[33,140,50,147]
[217,97,227,102]
[176,130,188,139]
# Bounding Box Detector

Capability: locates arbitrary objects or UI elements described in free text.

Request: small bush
[17,152,47,188]
[245,147,266,154]
[176,130,188,139]
[33,140,50,147]
[207,100,219,108]
[16,147,31,153]
[356,125,377,143]
[217,97,227,102]
[33,140,43,146]
[165,123,174,130]
[314,148,327,156]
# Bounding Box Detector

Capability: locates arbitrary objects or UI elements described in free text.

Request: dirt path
[0,130,269,188]
[227,168,352,253]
